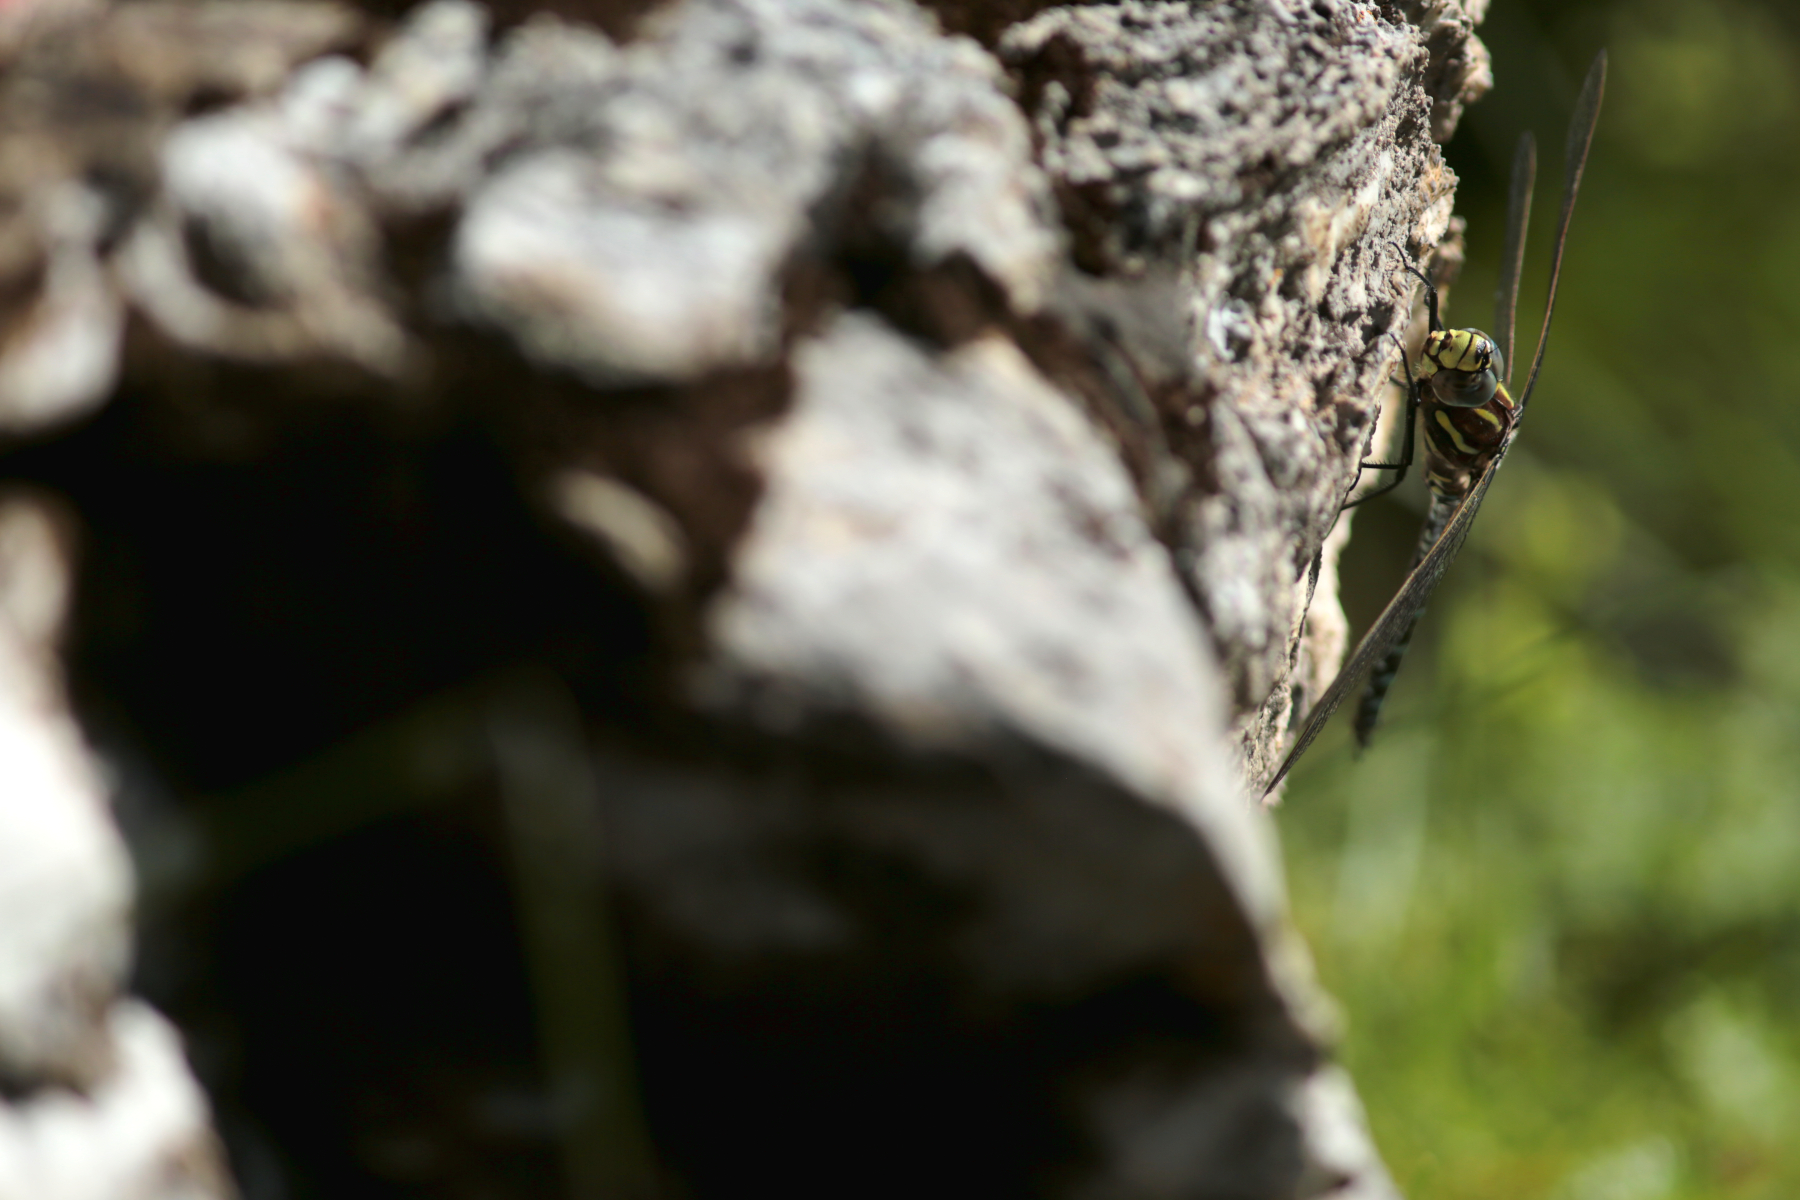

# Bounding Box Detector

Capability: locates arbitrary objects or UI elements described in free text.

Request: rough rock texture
[0,0,1492,1196]
[996,0,1466,788]
[0,490,233,1199]
[0,498,128,1093]
[0,1003,232,1200]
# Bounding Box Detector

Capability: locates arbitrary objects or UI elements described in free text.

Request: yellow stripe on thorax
[1432,410,1476,455]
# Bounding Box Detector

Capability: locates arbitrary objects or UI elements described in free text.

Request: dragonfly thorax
[1418,328,1505,409]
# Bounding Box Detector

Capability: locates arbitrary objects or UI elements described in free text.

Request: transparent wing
[1494,133,1535,388]
[1263,448,1509,796]
[1517,51,1606,411]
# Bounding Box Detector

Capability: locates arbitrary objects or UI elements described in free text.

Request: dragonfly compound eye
[1444,366,1499,407]
[1430,329,1502,408]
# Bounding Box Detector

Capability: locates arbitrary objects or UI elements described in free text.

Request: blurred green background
[1279,1,1800,1197]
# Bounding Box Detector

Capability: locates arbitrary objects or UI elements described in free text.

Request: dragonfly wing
[1352,488,1461,746]
[1494,133,1536,388]
[1262,446,1510,796]
[1517,50,1606,411]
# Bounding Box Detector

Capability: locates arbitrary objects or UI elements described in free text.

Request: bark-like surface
[0,0,1489,1196]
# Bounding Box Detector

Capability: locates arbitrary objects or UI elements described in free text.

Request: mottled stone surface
[0,1003,231,1200]
[0,492,232,1199]
[0,0,1497,1194]
[999,0,1464,789]
[0,498,128,1092]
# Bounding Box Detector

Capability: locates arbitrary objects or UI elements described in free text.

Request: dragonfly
[1263,50,1606,798]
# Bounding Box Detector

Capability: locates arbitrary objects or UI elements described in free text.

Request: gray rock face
[0,492,232,1199]
[710,315,1223,809]
[0,498,128,1093]
[999,0,1466,786]
[0,0,1493,1194]
[0,1003,231,1200]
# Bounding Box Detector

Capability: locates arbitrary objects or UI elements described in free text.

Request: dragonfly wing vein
[1263,448,1509,796]
[1494,133,1536,388]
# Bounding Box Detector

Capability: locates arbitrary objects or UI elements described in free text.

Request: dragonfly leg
[1343,332,1417,508]
[1343,242,1441,508]
[1389,240,1443,333]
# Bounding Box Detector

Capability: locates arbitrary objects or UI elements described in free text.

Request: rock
[0,497,130,1093]
[0,1003,232,1200]
[0,0,1501,1194]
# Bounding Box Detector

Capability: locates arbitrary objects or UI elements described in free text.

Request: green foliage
[1280,2,1800,1195]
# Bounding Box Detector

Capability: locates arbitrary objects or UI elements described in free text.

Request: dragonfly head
[1419,328,1504,408]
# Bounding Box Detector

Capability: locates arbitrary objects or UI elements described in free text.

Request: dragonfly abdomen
[1352,487,1460,746]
